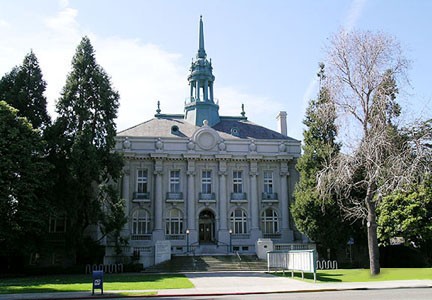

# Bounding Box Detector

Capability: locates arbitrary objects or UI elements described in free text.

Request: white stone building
[106,17,302,266]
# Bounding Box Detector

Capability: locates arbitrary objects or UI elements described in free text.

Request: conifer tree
[51,36,124,256]
[292,64,350,256]
[0,50,51,130]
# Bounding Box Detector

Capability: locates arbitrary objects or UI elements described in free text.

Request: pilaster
[186,160,198,244]
[280,161,293,241]
[153,160,164,240]
[217,161,229,244]
[249,161,261,240]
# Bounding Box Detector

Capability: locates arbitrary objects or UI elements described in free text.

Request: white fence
[267,249,317,282]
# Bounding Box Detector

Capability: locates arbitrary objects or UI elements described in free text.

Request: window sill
[166,199,184,203]
[132,199,151,203]
[262,199,279,203]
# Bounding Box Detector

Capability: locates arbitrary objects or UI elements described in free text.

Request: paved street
[149,288,432,300]
[1,271,431,300]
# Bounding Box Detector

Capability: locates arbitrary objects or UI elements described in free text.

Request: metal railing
[131,234,152,240]
[230,192,247,201]
[198,192,216,201]
[132,192,150,200]
[261,192,278,200]
[316,260,338,270]
[274,243,316,251]
[166,192,184,201]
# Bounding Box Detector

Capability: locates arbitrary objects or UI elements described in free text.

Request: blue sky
[0,0,431,140]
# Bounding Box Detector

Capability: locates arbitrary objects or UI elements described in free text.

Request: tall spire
[197,15,206,59]
[185,16,219,127]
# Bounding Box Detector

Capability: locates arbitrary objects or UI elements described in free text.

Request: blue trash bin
[92,270,104,295]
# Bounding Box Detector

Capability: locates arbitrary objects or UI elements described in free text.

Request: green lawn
[0,273,194,294]
[276,268,432,283]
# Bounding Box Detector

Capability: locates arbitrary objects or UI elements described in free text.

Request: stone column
[218,170,227,230]
[210,82,214,102]
[122,169,130,204]
[204,80,209,101]
[197,80,201,100]
[186,159,197,244]
[121,169,130,240]
[187,170,196,230]
[249,161,261,240]
[250,171,259,230]
[218,161,229,244]
[280,161,293,241]
[153,160,164,240]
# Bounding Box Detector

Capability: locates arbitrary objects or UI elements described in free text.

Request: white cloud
[58,0,69,9]
[0,19,9,28]
[44,7,80,37]
[0,2,291,137]
[217,86,287,132]
[93,36,187,131]
[344,0,367,31]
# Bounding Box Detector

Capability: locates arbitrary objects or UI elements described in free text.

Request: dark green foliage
[377,177,432,263]
[292,64,351,252]
[98,185,128,255]
[0,101,51,259]
[50,36,125,254]
[0,50,51,130]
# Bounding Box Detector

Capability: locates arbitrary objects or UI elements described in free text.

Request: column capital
[249,171,258,177]
[187,170,196,176]
[154,170,164,176]
[280,170,290,177]
[218,170,227,176]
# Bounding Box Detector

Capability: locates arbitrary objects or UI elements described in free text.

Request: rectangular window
[49,215,66,233]
[137,169,148,193]
[264,171,273,194]
[233,171,243,193]
[201,170,212,194]
[170,170,180,193]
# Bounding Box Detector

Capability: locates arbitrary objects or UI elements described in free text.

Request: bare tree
[317,30,430,275]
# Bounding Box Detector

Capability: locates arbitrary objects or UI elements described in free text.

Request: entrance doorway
[199,210,215,244]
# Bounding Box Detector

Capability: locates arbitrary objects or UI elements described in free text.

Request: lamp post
[229,229,232,253]
[186,229,190,254]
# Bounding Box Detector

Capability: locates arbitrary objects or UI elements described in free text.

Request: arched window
[166,208,183,235]
[132,209,151,235]
[261,208,279,234]
[230,209,247,234]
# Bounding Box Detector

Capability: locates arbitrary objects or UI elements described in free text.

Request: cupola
[184,16,220,127]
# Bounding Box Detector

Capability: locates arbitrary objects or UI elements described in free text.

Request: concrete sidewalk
[1,271,432,299]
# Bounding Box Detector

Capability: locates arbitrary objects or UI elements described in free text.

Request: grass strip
[0,273,194,294]
[274,268,432,283]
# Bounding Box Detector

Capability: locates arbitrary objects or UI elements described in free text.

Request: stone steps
[144,255,267,273]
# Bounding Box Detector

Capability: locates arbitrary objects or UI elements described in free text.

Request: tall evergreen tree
[51,36,124,256]
[292,63,350,256]
[0,101,51,267]
[0,50,51,130]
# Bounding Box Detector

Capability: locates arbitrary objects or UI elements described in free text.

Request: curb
[5,285,432,300]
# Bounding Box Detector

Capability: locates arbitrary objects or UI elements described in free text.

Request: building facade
[106,17,302,265]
